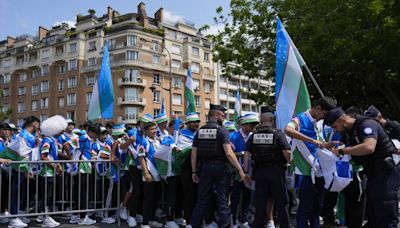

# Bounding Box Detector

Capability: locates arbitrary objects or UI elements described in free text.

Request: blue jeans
[10,170,27,214]
[296,175,324,228]
[191,162,231,228]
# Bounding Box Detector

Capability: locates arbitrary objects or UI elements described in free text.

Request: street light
[140,37,173,117]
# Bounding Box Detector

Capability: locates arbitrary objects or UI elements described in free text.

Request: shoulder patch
[363,127,373,135]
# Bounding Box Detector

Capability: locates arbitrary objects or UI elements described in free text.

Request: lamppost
[140,38,173,117]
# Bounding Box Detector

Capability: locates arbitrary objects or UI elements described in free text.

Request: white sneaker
[149,220,164,228]
[19,217,30,224]
[0,211,10,224]
[78,215,96,225]
[36,215,44,223]
[8,218,27,228]
[155,208,165,219]
[120,207,128,220]
[42,216,60,227]
[141,225,151,228]
[128,216,137,227]
[136,214,143,223]
[241,222,250,228]
[102,216,116,224]
[266,220,275,228]
[69,215,80,224]
[166,221,180,228]
[205,221,217,228]
[175,218,187,226]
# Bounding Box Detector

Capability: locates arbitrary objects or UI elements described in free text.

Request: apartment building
[0,3,216,126]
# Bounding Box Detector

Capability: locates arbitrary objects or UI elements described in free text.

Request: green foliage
[0,89,12,121]
[208,0,400,117]
[88,9,96,15]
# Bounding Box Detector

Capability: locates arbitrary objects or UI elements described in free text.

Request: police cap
[324,107,345,126]
[261,106,275,114]
[364,105,381,118]
[210,104,227,112]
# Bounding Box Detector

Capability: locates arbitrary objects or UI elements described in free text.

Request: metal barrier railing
[0,159,120,226]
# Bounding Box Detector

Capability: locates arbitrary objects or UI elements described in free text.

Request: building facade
[0,3,217,126]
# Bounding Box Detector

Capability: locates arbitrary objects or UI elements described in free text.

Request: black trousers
[166,175,183,220]
[38,176,55,212]
[341,171,365,228]
[254,165,289,228]
[142,181,158,225]
[1,170,9,213]
[321,191,338,225]
[73,173,89,218]
[128,166,143,216]
[181,168,197,223]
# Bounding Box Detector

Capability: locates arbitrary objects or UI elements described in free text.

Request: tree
[208,0,400,118]
[88,9,96,15]
[0,89,12,121]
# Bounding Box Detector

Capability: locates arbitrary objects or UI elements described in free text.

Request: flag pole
[303,64,325,98]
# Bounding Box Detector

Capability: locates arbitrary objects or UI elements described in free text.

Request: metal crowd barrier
[0,159,121,226]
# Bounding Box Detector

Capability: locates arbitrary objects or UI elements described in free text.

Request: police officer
[243,107,291,228]
[325,107,400,228]
[364,105,400,140]
[190,104,248,228]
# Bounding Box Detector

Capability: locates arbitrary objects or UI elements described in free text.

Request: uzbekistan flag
[275,17,311,130]
[233,89,241,122]
[88,41,114,120]
[0,135,32,172]
[184,68,196,114]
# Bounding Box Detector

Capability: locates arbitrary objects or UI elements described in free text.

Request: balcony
[117,97,146,106]
[81,64,100,73]
[117,114,138,124]
[203,73,216,81]
[112,59,169,72]
[118,78,146,87]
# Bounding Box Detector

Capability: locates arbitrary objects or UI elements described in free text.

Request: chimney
[137,2,149,28]
[155,7,164,24]
[6,36,15,48]
[107,6,114,20]
[38,26,48,40]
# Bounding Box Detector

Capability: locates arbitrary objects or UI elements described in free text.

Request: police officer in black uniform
[325,107,400,228]
[243,106,291,228]
[190,104,248,228]
[364,105,400,140]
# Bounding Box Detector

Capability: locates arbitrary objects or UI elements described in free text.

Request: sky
[0,0,230,39]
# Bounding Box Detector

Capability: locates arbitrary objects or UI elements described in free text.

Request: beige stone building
[0,3,217,126]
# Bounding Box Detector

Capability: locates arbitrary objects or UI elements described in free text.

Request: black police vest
[196,122,225,160]
[251,127,286,165]
[386,119,400,140]
[350,117,396,168]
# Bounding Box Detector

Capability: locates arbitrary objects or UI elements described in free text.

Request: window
[32,69,41,78]
[205,99,211,109]
[110,39,117,49]
[153,74,161,84]
[18,87,26,96]
[69,59,77,71]
[68,76,77,88]
[67,93,76,106]
[58,97,64,108]
[204,52,210,62]
[17,102,26,113]
[66,111,75,120]
[4,59,12,67]
[153,109,161,117]
[220,88,227,95]
[41,65,49,76]
[31,100,38,111]
[69,43,77,52]
[19,72,27,82]
[59,64,66,74]
[2,104,9,113]
[172,59,181,69]
[2,88,10,97]
[124,107,139,120]
[192,47,200,56]
[173,110,182,117]
[171,44,181,54]
[40,115,48,122]
[125,69,140,82]
[172,94,182,105]
[193,79,200,91]
[191,62,200,73]
[204,67,210,76]
[153,90,161,103]
[40,81,49,92]
[172,76,182,87]
[40,98,49,109]
[88,57,96,66]
[32,84,39,95]
[124,88,138,101]
[88,41,96,51]
[41,49,50,59]
[58,80,64,91]
[220,76,227,82]
[86,92,92,104]
[17,118,24,127]
[153,55,161,64]
[204,82,211,93]
[3,74,11,83]
[127,51,138,60]
[195,95,201,107]
[127,35,137,46]
[151,41,159,51]
[86,75,96,86]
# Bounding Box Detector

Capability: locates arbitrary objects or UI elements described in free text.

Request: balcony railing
[118,78,146,87]
[117,97,146,106]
